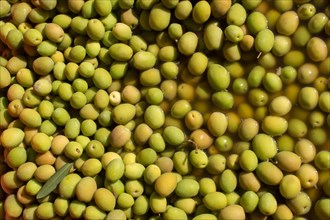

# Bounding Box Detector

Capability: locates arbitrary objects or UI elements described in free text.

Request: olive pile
[0,0,329,219]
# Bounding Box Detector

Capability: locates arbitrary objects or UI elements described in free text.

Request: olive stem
[186,139,199,153]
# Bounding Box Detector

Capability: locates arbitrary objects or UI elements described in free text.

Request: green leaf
[36,162,74,199]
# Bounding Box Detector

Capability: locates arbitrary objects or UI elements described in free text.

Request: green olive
[192,0,211,24]
[288,118,308,138]
[298,86,319,110]
[283,50,306,68]
[279,66,297,84]
[319,91,330,113]
[272,35,292,56]
[108,43,133,61]
[252,133,277,161]
[132,50,156,70]
[262,72,283,93]
[306,37,328,62]
[149,3,171,31]
[255,29,275,53]
[212,91,234,110]
[269,95,292,116]
[187,52,208,76]
[276,10,299,36]
[246,11,268,35]
[226,3,247,26]
[207,64,230,91]
[203,22,224,51]
[297,3,316,20]
[248,88,269,107]
[178,31,198,56]
[262,116,288,136]
[174,0,192,20]
[297,63,319,84]
[292,25,311,47]
[224,25,244,43]
[308,12,329,34]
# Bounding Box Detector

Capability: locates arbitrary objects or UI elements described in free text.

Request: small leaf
[36,162,74,199]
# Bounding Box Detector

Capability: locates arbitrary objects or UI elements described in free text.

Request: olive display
[0,0,329,219]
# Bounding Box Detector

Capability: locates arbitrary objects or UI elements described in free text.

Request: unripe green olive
[192,0,211,24]
[149,3,171,31]
[178,32,198,56]
[276,10,299,36]
[211,0,231,18]
[203,22,224,51]
[226,3,246,26]
[308,12,329,34]
[306,37,328,62]
[247,11,267,35]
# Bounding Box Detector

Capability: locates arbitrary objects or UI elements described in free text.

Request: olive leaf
[36,162,74,199]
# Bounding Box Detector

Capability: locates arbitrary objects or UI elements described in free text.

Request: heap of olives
[0,0,329,219]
